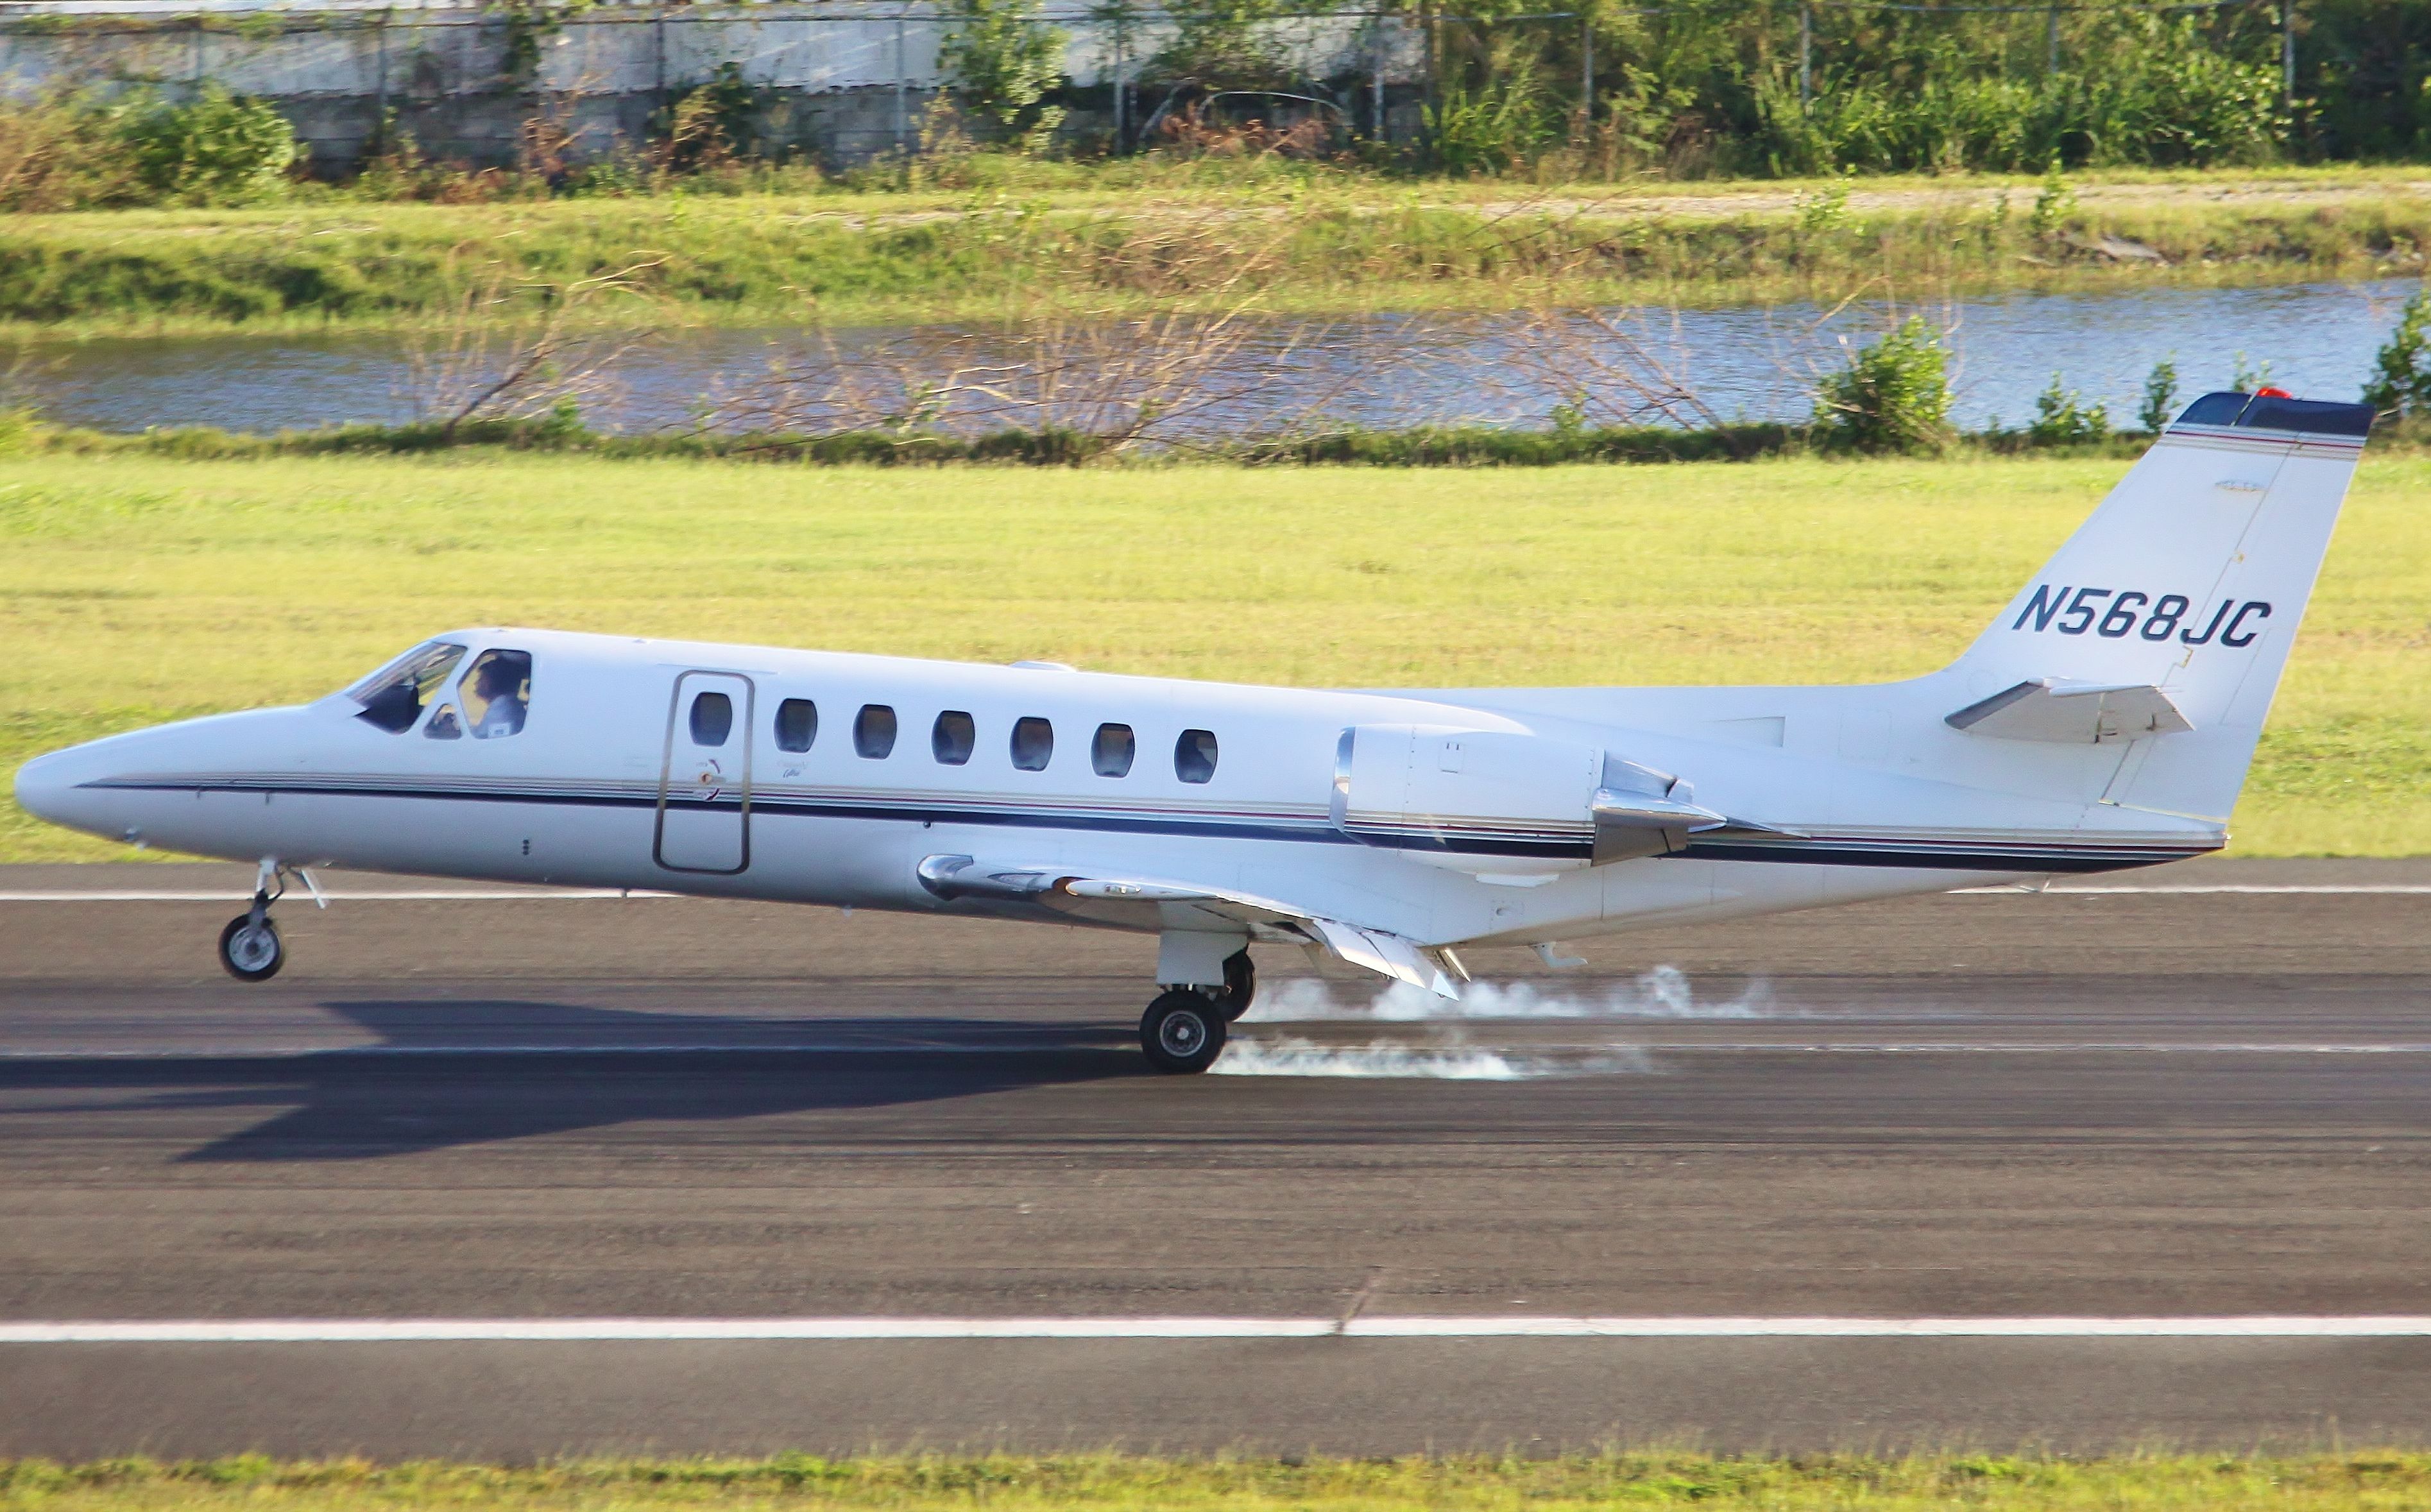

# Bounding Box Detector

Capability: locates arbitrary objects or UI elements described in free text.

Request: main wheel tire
[1140,989,1227,1074]
[218,913,284,982]
[1216,948,1256,1023]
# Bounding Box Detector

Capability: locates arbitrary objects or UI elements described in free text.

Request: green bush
[1428,63,1562,177]
[117,87,297,205]
[1754,14,2280,175]
[2364,287,2431,420]
[1813,316,1952,455]
[2027,373,2111,446]
[0,90,140,212]
[939,0,1068,146]
[2138,358,2181,433]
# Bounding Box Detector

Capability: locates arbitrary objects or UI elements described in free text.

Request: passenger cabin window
[855,704,898,759]
[689,691,733,746]
[459,649,531,739]
[348,641,465,734]
[775,699,817,753]
[1011,717,1053,771]
[1175,729,1218,784]
[1092,723,1135,777]
[932,711,975,765]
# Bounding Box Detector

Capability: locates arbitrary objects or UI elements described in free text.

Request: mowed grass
[12,1453,2431,1512]
[2,450,2424,862]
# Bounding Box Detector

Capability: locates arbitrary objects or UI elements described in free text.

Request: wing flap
[917,853,1461,998]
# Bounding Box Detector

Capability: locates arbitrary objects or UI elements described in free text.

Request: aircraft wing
[915,853,1465,997]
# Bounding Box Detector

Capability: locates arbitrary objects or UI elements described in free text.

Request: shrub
[1813,316,1952,455]
[117,87,298,205]
[2138,357,2181,433]
[2029,162,2074,239]
[939,0,1068,146]
[1754,15,2280,176]
[2363,287,2431,419]
[2027,373,2111,446]
[0,90,140,212]
[1428,61,1562,177]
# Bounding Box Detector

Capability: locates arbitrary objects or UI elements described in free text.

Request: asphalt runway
[4,857,2431,1458]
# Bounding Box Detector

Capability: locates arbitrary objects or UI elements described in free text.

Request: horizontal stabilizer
[1947,679,2193,745]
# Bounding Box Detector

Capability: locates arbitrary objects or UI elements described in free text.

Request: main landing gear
[216,859,323,983]
[1138,948,1255,1075]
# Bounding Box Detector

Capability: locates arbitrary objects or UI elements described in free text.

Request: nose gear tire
[1141,989,1226,1074]
[218,915,284,982]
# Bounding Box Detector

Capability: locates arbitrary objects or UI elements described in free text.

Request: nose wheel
[1140,989,1227,1074]
[216,860,320,983]
[218,896,284,981]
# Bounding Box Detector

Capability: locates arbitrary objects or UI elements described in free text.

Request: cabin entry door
[655,670,753,874]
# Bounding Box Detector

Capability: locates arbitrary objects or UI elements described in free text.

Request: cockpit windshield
[347,641,467,733]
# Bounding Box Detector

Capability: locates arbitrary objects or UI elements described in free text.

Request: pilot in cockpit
[463,650,531,739]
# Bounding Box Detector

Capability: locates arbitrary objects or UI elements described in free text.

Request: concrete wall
[0,1,1428,167]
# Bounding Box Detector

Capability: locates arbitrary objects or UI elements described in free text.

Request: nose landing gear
[218,905,283,981]
[216,859,323,983]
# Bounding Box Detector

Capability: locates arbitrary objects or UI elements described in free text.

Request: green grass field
[3,448,2424,862]
[9,1452,2431,1512]
[7,166,2430,336]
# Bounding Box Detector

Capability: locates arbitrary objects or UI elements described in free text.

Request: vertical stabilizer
[1945,391,2371,824]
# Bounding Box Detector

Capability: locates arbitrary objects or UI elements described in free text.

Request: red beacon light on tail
[2253,385,2293,398]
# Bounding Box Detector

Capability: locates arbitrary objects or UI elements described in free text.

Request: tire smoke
[1239,965,1781,1023]
[1209,1035,1654,1079]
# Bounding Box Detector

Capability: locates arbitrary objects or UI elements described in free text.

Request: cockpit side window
[458,649,532,740]
[348,641,466,734]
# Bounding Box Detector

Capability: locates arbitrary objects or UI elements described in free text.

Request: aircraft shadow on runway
[1,998,1143,1163]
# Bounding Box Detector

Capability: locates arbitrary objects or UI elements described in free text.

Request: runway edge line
[15,1316,2431,1342]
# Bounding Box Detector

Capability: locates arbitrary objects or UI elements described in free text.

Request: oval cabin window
[855,704,898,759]
[932,710,976,765]
[1011,717,1054,771]
[689,691,733,747]
[1092,723,1136,777]
[775,699,817,753]
[1175,729,1218,784]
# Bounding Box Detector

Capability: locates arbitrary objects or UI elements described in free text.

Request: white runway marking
[3,885,2425,903]
[8,1316,2431,1342]
[1965,884,2431,895]
[9,1039,2431,1062]
[0,890,677,902]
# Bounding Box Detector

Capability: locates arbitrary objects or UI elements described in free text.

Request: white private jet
[15,389,2373,1072]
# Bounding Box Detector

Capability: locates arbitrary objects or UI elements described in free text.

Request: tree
[940,0,1070,146]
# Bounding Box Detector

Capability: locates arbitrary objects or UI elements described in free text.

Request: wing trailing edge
[916,853,1466,998]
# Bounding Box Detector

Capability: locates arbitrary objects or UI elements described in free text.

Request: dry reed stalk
[710,216,1392,454]
[400,259,672,438]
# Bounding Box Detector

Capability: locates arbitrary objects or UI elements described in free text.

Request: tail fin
[1944,391,2372,825]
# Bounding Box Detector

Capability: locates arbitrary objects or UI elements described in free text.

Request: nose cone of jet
[14,753,85,836]
[12,738,114,836]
